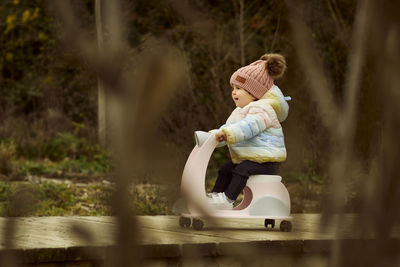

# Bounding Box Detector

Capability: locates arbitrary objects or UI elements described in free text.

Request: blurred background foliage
[0,0,379,207]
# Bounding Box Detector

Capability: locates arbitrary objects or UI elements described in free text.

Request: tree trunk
[95,0,107,146]
[239,0,245,65]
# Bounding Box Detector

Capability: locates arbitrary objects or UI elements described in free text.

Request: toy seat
[247,175,282,183]
[234,174,290,216]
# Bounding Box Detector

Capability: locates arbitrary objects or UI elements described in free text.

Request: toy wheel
[279,220,292,232]
[192,218,204,230]
[264,219,275,228]
[179,216,191,228]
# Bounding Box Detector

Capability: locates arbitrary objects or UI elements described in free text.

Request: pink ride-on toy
[178,131,292,231]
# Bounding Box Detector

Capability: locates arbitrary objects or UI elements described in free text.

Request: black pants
[211,160,280,201]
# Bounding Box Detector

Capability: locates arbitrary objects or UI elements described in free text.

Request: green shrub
[0,140,16,175]
[19,160,51,176]
[15,131,112,175]
[18,156,111,176]
[43,133,111,173]
[0,182,14,215]
[44,132,80,161]
[285,170,326,184]
[58,157,110,174]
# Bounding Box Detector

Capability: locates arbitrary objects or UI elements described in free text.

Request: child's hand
[215,131,227,142]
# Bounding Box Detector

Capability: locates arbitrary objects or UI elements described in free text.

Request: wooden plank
[1,214,399,250]
[0,217,117,249]
[136,214,348,242]
[0,214,399,264]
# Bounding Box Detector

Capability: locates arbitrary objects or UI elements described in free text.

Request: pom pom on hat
[230,53,287,99]
[260,53,286,79]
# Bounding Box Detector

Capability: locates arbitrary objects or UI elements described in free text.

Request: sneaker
[207,192,234,210]
[206,192,218,198]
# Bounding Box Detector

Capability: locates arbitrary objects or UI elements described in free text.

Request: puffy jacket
[219,85,289,163]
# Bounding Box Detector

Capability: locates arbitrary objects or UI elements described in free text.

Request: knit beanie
[230,53,287,99]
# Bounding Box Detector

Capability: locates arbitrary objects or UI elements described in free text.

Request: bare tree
[95,0,107,146]
[239,0,245,65]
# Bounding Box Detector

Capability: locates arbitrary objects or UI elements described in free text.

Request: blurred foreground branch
[45,1,188,266]
[288,0,400,265]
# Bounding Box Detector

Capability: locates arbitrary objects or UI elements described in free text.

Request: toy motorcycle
[178,131,292,231]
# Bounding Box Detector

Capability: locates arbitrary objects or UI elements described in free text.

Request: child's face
[231,85,256,108]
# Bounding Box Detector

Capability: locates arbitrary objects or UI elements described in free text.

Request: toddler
[208,53,289,209]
